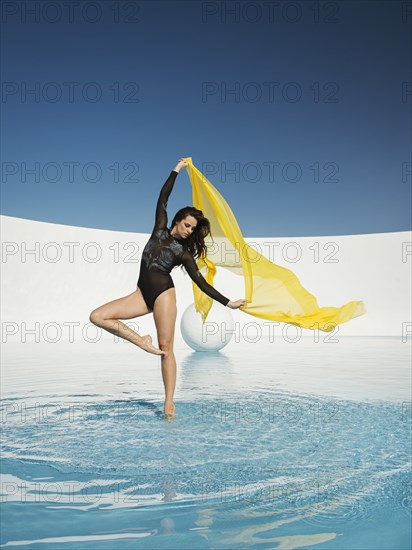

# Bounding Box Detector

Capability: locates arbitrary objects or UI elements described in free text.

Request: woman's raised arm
[153,159,188,232]
[153,170,178,232]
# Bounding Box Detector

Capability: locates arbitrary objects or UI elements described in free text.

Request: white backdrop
[1,215,411,341]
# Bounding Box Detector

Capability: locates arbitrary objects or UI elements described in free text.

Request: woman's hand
[174,158,189,172]
[227,299,250,309]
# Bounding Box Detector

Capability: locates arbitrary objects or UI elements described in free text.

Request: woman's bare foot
[138,334,165,356]
[163,401,175,420]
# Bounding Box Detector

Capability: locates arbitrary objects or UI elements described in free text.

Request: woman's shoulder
[152,228,169,239]
[179,247,197,265]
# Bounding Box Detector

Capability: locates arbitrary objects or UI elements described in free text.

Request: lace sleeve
[153,170,179,232]
[180,250,230,306]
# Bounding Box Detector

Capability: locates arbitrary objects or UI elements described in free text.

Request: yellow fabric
[182,157,366,332]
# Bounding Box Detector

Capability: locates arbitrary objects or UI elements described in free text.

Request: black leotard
[137,170,230,311]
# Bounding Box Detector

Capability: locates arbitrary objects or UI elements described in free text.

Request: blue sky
[1,0,411,237]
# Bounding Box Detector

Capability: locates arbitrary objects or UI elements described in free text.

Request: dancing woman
[89,159,247,418]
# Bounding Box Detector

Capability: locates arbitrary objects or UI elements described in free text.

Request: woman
[89,158,247,418]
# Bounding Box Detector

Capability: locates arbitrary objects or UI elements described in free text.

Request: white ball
[180,302,234,351]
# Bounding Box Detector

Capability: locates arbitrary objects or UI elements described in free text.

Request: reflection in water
[161,474,177,502]
[160,517,176,535]
[1,339,411,549]
[192,503,338,548]
[115,398,164,419]
[179,351,236,395]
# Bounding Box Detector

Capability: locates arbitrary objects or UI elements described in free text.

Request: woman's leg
[89,288,165,356]
[152,288,178,417]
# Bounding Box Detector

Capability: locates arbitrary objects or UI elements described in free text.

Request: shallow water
[1,338,411,549]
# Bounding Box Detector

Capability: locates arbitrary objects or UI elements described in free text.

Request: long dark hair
[169,206,212,263]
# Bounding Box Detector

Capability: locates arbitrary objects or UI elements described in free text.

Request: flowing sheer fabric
[182,157,366,332]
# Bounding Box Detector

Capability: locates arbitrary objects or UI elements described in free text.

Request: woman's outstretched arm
[153,159,188,232]
[180,250,230,307]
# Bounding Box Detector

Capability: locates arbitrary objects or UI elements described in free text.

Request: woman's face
[175,215,198,239]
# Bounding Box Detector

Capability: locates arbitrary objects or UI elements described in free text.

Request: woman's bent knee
[89,310,104,326]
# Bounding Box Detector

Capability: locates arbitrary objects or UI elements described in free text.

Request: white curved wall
[1,215,411,340]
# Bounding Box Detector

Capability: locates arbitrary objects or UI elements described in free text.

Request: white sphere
[180,302,234,351]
